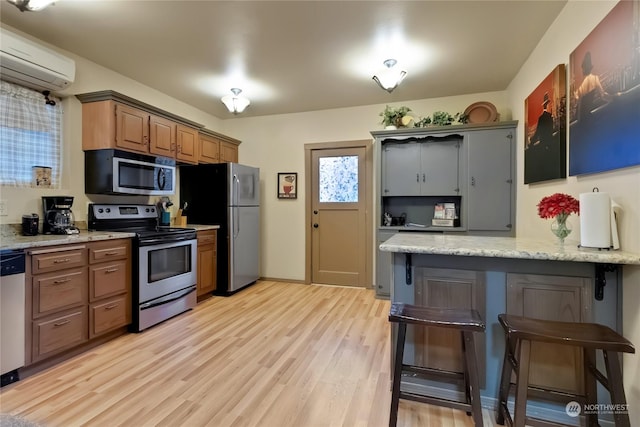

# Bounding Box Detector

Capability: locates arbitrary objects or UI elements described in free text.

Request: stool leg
[513,339,531,427]
[583,348,599,427]
[389,322,407,427]
[603,350,630,427]
[496,335,514,425]
[463,331,484,427]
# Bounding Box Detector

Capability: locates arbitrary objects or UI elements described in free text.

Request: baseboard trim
[259,277,306,285]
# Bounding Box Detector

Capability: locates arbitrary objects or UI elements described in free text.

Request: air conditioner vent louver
[0,27,75,92]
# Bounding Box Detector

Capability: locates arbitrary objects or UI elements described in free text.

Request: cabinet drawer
[90,260,128,301]
[30,246,87,274]
[33,268,87,317]
[89,240,130,264]
[90,295,130,338]
[32,308,88,361]
[197,230,217,245]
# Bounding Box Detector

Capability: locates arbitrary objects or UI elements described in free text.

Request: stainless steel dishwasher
[1,249,25,387]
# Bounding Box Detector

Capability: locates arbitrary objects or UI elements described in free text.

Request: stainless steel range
[88,204,197,331]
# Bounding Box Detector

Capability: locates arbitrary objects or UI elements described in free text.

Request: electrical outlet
[0,200,7,216]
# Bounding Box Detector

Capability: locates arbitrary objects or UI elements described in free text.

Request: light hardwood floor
[1,281,497,426]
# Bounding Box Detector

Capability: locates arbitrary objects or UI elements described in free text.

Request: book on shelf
[432,203,459,227]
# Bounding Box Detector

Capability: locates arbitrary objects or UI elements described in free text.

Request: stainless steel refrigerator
[180,163,260,294]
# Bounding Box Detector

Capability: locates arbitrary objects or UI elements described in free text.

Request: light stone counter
[379,232,640,265]
[0,229,135,251]
[187,224,220,231]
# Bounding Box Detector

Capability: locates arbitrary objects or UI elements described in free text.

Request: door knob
[313,223,319,228]
[313,210,318,214]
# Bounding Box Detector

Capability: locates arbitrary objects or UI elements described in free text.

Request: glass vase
[550,214,572,246]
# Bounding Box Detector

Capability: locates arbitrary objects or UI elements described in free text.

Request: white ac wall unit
[0,27,75,92]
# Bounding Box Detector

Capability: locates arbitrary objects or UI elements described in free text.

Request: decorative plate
[464,101,499,123]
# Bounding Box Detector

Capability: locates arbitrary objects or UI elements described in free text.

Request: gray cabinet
[466,128,514,231]
[382,140,460,196]
[376,230,396,297]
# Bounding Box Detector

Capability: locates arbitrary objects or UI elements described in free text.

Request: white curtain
[0,80,63,187]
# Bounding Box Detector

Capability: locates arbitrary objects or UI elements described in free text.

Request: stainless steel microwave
[85,150,176,196]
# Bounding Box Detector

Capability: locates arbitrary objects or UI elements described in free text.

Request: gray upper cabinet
[382,140,460,196]
[466,128,514,231]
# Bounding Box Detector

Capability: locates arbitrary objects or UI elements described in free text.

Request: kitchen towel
[579,191,620,249]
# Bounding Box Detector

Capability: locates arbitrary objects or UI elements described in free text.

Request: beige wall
[506,0,639,418]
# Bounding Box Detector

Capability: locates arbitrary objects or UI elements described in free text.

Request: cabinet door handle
[105,268,119,273]
[471,176,476,186]
[53,278,71,284]
[422,173,426,182]
[105,303,119,310]
[53,258,71,264]
[104,251,119,256]
[54,319,70,327]
[416,173,419,182]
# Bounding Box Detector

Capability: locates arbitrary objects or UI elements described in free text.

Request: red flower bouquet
[537,193,580,219]
[537,193,580,244]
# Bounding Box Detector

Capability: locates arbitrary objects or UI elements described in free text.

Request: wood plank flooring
[1,281,497,426]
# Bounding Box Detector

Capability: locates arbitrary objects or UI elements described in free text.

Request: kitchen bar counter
[379,232,638,423]
[379,232,640,265]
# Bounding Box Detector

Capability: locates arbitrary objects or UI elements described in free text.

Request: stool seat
[388,303,485,427]
[499,314,635,354]
[390,303,485,332]
[496,314,635,427]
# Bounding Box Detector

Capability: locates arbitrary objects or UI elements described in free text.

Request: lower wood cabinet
[197,230,217,300]
[413,267,486,386]
[26,239,131,366]
[506,273,592,394]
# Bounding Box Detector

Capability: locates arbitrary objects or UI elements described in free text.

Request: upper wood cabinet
[199,130,240,164]
[78,91,201,164]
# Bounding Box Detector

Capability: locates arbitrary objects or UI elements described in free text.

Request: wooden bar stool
[388,303,486,427]
[496,314,635,427]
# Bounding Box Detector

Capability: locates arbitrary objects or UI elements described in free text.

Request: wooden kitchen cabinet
[197,230,217,300]
[88,239,131,339]
[413,267,486,386]
[78,92,202,163]
[199,130,240,164]
[506,273,592,394]
[25,239,132,366]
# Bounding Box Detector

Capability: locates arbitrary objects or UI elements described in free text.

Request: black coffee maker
[42,196,79,235]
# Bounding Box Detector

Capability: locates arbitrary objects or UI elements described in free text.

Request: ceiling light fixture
[7,0,56,12]
[221,88,250,114]
[372,59,407,93]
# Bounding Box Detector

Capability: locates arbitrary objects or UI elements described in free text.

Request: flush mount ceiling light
[221,88,250,114]
[372,59,407,93]
[7,0,56,11]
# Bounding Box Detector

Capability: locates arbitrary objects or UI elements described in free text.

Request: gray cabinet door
[382,141,459,196]
[419,141,460,196]
[467,129,513,231]
[376,230,396,297]
[382,143,421,196]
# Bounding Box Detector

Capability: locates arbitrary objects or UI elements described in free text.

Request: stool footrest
[402,364,465,384]
[400,391,472,414]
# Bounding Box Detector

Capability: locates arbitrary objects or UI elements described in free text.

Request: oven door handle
[140,286,196,310]
[138,234,196,246]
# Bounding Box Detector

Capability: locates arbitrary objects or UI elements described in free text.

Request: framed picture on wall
[277,172,297,199]
[568,0,640,176]
[524,64,567,184]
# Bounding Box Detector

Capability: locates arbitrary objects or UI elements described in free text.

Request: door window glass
[319,155,358,202]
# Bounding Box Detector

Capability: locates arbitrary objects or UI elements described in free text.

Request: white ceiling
[0,0,567,119]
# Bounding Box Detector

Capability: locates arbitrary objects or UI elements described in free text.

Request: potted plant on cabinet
[380,105,413,129]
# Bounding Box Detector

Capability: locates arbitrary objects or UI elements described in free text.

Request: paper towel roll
[580,192,611,248]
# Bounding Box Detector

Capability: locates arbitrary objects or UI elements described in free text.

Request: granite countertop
[0,223,221,251]
[379,232,640,265]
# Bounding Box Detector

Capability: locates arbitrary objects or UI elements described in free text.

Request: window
[0,81,62,187]
[318,155,358,203]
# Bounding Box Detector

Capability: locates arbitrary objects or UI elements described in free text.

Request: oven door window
[148,244,192,283]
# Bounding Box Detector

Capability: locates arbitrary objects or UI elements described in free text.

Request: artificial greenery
[414,111,468,127]
[379,105,412,128]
